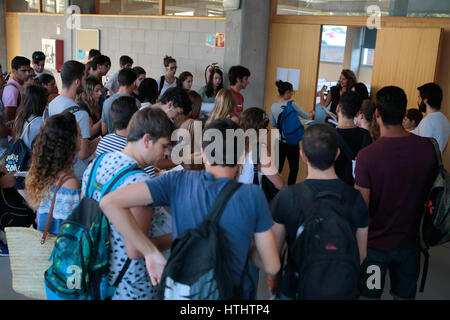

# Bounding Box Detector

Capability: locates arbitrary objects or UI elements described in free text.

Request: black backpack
[419,137,450,292]
[158,180,242,300]
[252,143,280,203]
[5,117,39,189]
[280,183,360,300]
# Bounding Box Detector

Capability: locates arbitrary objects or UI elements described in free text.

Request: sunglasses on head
[33,53,45,61]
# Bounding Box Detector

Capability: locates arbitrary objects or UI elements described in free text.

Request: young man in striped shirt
[96,95,155,177]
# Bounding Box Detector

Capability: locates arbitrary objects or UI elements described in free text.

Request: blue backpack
[44,153,144,300]
[277,101,305,146]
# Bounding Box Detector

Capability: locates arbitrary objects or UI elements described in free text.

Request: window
[42,0,65,13]
[7,0,40,12]
[320,25,347,63]
[277,0,450,17]
[99,0,160,15]
[165,0,225,17]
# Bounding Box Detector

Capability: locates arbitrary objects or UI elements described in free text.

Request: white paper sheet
[276,67,301,90]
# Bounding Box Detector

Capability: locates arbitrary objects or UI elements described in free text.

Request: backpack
[0,176,36,231]
[158,180,242,300]
[5,117,39,189]
[279,183,360,300]
[44,154,144,300]
[277,101,305,146]
[418,137,450,292]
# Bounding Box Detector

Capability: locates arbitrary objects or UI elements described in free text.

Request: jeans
[359,246,421,299]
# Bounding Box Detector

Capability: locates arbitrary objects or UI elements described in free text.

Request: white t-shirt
[159,77,177,96]
[81,151,156,300]
[411,111,450,152]
[105,71,119,95]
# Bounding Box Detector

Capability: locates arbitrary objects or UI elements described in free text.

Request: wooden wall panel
[371,27,443,109]
[264,23,321,184]
[5,13,20,72]
[264,23,321,114]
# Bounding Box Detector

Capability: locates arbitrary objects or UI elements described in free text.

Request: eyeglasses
[169,66,177,71]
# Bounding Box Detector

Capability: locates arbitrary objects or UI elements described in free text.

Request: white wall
[19,14,226,92]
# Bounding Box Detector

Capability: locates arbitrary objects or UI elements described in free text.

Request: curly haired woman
[25,111,81,235]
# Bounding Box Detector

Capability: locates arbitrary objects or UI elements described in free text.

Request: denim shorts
[359,246,421,299]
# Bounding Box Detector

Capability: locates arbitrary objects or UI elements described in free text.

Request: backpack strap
[5,82,22,107]
[427,137,443,169]
[158,76,165,94]
[41,175,77,244]
[206,180,242,225]
[85,153,108,198]
[100,164,144,198]
[19,116,39,141]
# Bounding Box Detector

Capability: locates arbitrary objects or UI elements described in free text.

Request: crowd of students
[0,49,449,300]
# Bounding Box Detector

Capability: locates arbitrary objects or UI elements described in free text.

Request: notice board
[75,29,99,63]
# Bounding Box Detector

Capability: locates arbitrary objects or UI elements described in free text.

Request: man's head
[120,55,134,69]
[375,86,407,127]
[31,51,46,74]
[159,87,192,122]
[337,91,363,120]
[88,49,101,61]
[127,107,175,165]
[301,123,339,171]
[111,96,139,132]
[228,65,250,89]
[118,67,138,91]
[417,82,443,112]
[202,118,243,168]
[60,60,86,93]
[11,56,32,84]
[91,55,111,76]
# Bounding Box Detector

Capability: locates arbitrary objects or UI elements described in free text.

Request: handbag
[253,143,280,203]
[5,175,73,300]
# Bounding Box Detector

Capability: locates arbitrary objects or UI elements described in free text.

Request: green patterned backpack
[44,153,144,300]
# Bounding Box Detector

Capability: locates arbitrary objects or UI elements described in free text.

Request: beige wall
[318,62,342,83]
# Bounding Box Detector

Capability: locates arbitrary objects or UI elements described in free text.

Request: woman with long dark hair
[12,85,46,149]
[176,71,193,91]
[198,68,223,103]
[25,112,81,235]
[319,69,357,116]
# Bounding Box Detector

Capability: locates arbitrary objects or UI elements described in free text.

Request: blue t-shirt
[146,170,274,287]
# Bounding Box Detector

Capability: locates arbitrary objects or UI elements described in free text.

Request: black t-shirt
[271,179,369,249]
[335,127,372,185]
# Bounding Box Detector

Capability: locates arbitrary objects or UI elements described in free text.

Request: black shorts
[359,246,421,299]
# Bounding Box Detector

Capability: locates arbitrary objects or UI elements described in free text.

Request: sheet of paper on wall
[276,67,301,91]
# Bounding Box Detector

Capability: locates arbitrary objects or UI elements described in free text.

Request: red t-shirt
[229,88,244,117]
[354,134,437,251]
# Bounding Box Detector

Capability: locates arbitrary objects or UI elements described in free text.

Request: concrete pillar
[0,0,6,71]
[224,0,271,109]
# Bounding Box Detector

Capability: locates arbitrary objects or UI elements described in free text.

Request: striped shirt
[96,133,155,177]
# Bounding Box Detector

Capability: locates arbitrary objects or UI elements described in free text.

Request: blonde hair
[76,77,101,119]
[206,88,237,126]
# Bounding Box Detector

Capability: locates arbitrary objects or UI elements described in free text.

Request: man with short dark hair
[100,118,280,299]
[31,51,53,78]
[101,68,141,135]
[151,87,192,123]
[88,49,101,61]
[2,56,31,122]
[269,123,369,299]
[90,55,111,112]
[335,91,371,185]
[49,60,100,179]
[228,65,250,117]
[83,107,175,300]
[105,55,134,95]
[411,82,450,152]
[355,86,438,300]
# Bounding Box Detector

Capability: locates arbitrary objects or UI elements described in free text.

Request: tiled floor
[1,244,449,300]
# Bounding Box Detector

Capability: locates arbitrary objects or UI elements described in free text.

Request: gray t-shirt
[105,71,119,95]
[411,111,450,152]
[49,95,91,139]
[101,93,142,134]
